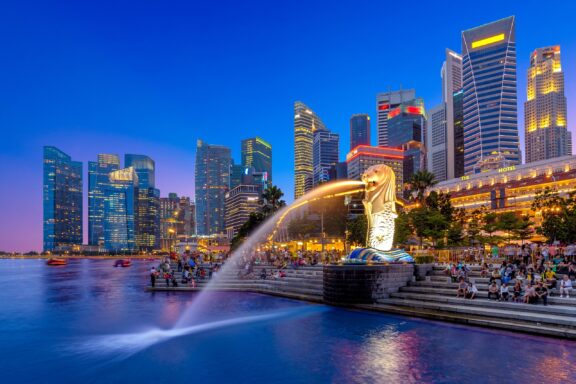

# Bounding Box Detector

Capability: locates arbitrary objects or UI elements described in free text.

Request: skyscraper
[525,45,571,163]
[103,167,138,252]
[427,49,463,182]
[43,146,83,252]
[88,154,120,246]
[376,89,415,146]
[159,193,195,251]
[125,154,160,251]
[125,154,155,189]
[462,16,521,174]
[195,139,231,235]
[225,184,262,239]
[294,101,327,199]
[350,114,371,150]
[387,99,427,181]
[387,98,426,147]
[241,137,272,185]
[230,162,245,190]
[427,105,448,181]
[313,128,340,186]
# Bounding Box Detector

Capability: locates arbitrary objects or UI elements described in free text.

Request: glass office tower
[103,167,139,252]
[349,114,371,150]
[195,139,231,235]
[462,16,521,174]
[313,128,340,186]
[43,146,83,252]
[125,154,160,251]
[88,154,120,246]
[294,101,327,199]
[241,137,272,185]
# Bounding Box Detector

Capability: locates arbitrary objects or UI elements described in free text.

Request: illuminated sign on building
[471,33,505,49]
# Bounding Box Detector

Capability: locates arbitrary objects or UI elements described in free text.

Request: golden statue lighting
[345,164,413,263]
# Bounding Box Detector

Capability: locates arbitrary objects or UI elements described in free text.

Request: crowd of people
[148,248,342,287]
[446,242,576,305]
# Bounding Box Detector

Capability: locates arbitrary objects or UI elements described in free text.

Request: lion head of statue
[361,164,396,203]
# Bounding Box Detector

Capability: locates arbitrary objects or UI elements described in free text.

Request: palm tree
[261,185,286,216]
[407,170,438,203]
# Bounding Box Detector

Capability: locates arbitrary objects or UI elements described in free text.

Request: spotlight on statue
[344,164,413,264]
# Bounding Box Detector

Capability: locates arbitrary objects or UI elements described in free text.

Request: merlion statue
[361,164,397,252]
[345,164,413,263]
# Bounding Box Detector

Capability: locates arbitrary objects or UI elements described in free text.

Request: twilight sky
[1,0,576,252]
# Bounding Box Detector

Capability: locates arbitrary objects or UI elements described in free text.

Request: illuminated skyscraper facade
[159,193,195,251]
[350,114,371,150]
[241,137,272,185]
[43,146,83,251]
[103,167,138,252]
[313,128,340,186]
[462,16,521,174]
[195,139,231,235]
[125,154,160,251]
[376,89,415,146]
[525,46,571,163]
[88,154,120,246]
[294,101,326,199]
[427,49,463,181]
[225,184,262,239]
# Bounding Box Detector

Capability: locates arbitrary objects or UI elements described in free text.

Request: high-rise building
[387,98,426,147]
[136,187,160,251]
[125,154,155,188]
[88,154,120,246]
[376,89,415,146]
[294,101,327,199]
[103,167,138,252]
[313,128,340,186]
[427,104,448,181]
[462,16,521,174]
[125,154,160,251]
[225,184,262,239]
[328,162,348,181]
[427,49,463,182]
[345,145,405,195]
[230,162,246,190]
[43,146,83,252]
[241,137,272,185]
[525,45,571,163]
[453,90,465,177]
[195,139,231,235]
[350,114,371,150]
[159,193,195,251]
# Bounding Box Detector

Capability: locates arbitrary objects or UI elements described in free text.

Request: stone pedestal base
[323,264,414,304]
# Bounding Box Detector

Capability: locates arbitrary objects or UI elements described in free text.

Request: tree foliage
[532,188,576,243]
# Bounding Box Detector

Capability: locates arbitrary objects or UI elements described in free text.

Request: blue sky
[1,0,576,251]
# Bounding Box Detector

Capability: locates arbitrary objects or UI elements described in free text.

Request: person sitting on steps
[560,274,573,298]
[488,282,500,300]
[456,277,467,298]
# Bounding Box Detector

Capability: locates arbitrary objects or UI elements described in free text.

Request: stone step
[367,303,576,339]
[399,286,576,306]
[389,292,576,316]
[381,298,576,328]
[429,275,491,284]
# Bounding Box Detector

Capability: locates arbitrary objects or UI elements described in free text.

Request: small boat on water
[114,259,131,268]
[47,258,67,266]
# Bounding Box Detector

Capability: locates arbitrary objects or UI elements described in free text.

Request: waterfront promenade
[150,261,576,339]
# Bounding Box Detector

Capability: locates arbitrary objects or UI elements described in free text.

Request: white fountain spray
[174,180,365,328]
